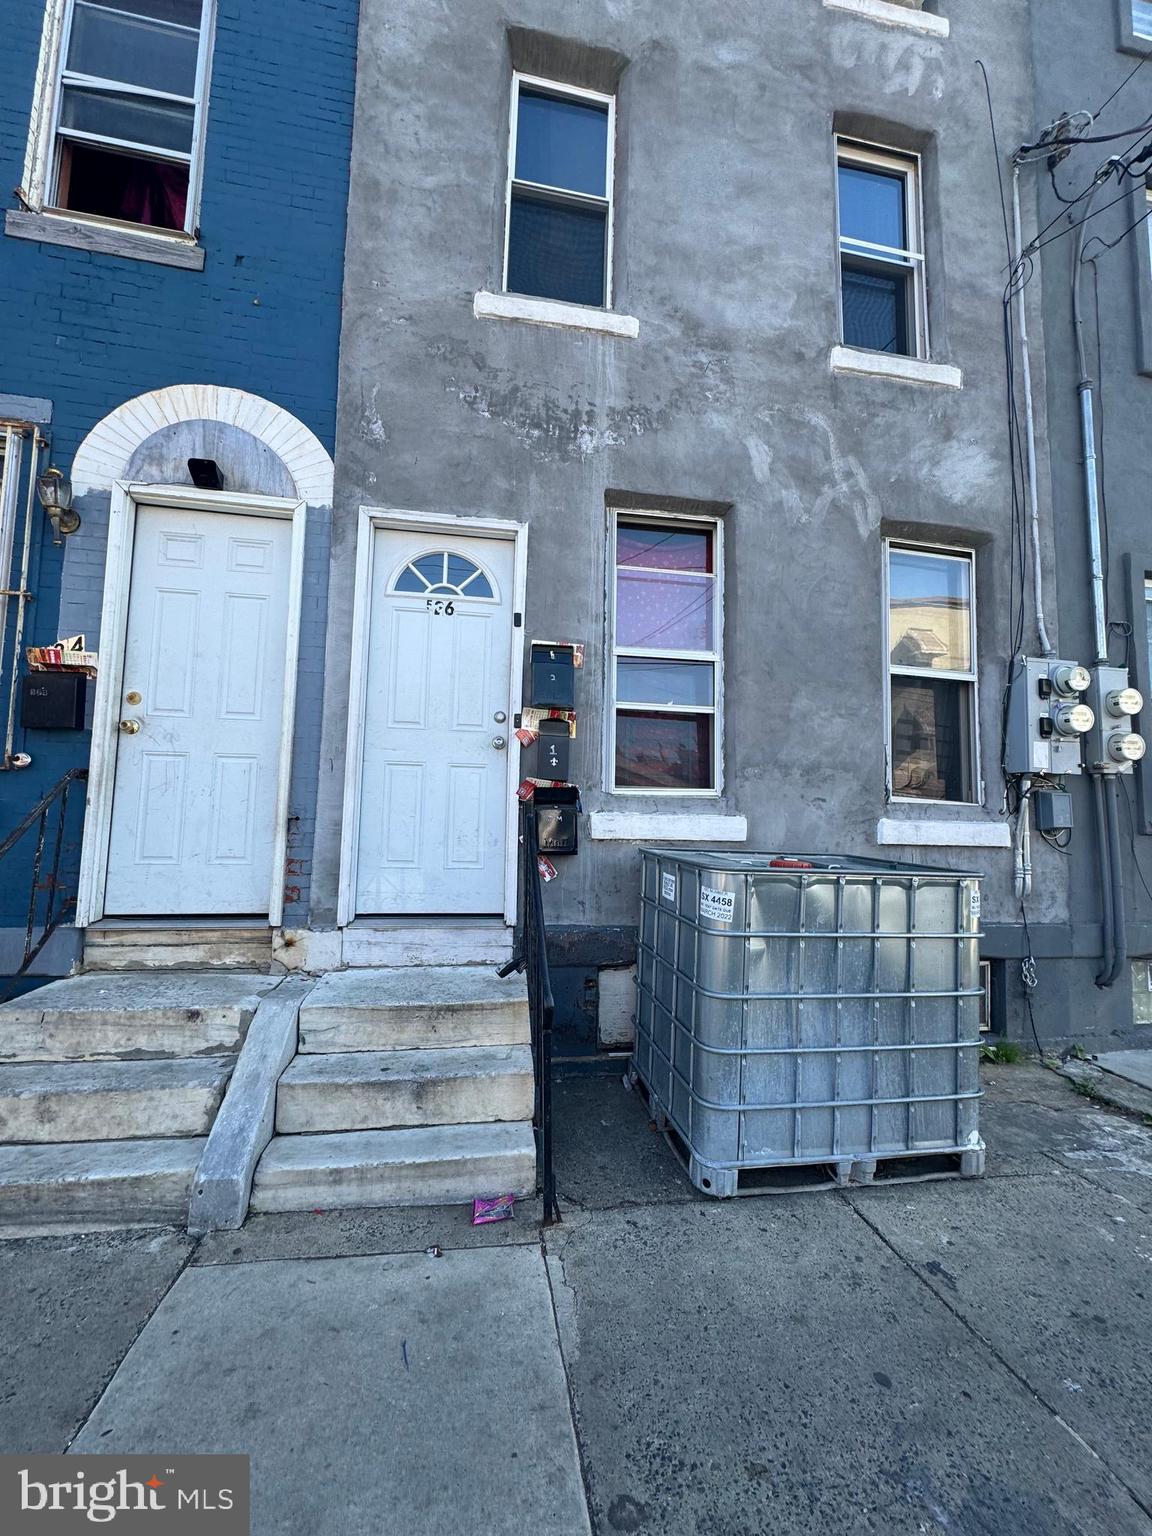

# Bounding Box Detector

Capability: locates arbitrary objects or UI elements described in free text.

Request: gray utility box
[631,849,986,1197]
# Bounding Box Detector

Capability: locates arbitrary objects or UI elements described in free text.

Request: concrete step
[250,1121,536,1212]
[84,925,273,973]
[0,1057,234,1144]
[0,1136,205,1224]
[0,972,280,1062]
[276,1045,534,1134]
[340,921,512,968]
[298,967,530,1054]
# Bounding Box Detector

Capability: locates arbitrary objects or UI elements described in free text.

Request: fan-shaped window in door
[392,551,495,598]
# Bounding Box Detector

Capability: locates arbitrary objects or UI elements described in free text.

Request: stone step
[276,1045,534,1134]
[0,1057,234,1144]
[298,967,530,1054]
[0,1137,205,1224]
[84,925,273,973]
[250,1121,536,1212]
[0,972,280,1062]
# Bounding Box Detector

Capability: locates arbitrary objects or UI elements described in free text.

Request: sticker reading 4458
[699,885,735,924]
[661,872,676,904]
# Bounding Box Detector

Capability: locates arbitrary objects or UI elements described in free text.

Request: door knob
[491,735,507,751]
[119,719,141,734]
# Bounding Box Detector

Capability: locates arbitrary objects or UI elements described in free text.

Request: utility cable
[1095,53,1151,120]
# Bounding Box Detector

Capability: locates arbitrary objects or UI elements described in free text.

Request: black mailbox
[21,673,87,730]
[530,643,575,709]
[535,717,571,782]
[535,786,580,856]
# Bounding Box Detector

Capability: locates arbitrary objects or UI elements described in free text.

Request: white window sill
[589,812,747,842]
[830,345,962,390]
[474,289,639,339]
[5,208,205,270]
[823,0,950,38]
[877,817,1010,849]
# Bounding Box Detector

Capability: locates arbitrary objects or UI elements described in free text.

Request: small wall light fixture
[188,457,225,490]
[36,467,80,544]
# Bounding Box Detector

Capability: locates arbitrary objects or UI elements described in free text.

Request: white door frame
[76,481,307,928]
[337,506,528,928]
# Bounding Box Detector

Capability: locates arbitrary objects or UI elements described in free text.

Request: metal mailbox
[535,787,580,855]
[20,672,87,730]
[530,643,575,709]
[631,849,985,1196]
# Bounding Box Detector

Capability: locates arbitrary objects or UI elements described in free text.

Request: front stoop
[83,925,275,973]
[0,971,274,1225]
[252,966,537,1212]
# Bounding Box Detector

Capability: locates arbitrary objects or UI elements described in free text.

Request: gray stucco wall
[321,0,1083,1034]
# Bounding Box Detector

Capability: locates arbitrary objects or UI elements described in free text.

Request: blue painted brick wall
[0,0,359,947]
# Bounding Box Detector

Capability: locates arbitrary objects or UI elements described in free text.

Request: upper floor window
[837,140,927,359]
[886,542,977,804]
[40,0,214,233]
[504,73,615,309]
[1136,2,1152,41]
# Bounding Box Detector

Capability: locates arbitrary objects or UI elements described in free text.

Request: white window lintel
[831,346,963,389]
[823,0,950,38]
[876,818,1009,849]
[589,812,747,842]
[474,290,639,338]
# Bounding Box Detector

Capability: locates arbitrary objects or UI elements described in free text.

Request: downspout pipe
[1101,775,1127,987]
[1011,165,1053,657]
[1093,773,1116,986]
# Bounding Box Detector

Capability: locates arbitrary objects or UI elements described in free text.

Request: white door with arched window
[351,523,519,915]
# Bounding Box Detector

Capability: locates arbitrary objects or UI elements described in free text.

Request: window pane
[838,163,907,250]
[68,2,201,98]
[616,569,713,652]
[617,659,714,707]
[58,140,188,228]
[617,523,712,573]
[59,85,194,154]
[1136,2,1152,40]
[616,711,713,790]
[507,191,606,306]
[86,0,203,24]
[515,88,608,197]
[890,678,973,801]
[889,549,972,671]
[841,261,908,354]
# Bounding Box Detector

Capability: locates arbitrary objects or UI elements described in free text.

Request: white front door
[355,528,515,914]
[103,504,293,916]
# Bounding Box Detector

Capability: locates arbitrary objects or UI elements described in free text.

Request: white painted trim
[823,0,950,37]
[336,506,528,929]
[474,290,639,339]
[70,385,333,506]
[830,346,963,389]
[20,0,68,205]
[589,812,748,842]
[876,818,1010,848]
[75,483,305,927]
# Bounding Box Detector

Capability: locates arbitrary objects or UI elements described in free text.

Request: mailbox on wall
[535,786,580,856]
[530,643,576,709]
[21,673,87,730]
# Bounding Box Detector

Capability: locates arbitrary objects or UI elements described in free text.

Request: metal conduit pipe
[1100,775,1127,987]
[1093,772,1115,987]
[1011,166,1053,657]
[1013,775,1033,900]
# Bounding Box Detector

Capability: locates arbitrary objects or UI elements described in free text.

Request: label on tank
[699,885,735,924]
[661,872,676,904]
[969,888,981,918]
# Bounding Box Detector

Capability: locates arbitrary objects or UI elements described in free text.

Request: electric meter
[1107,732,1147,764]
[1052,702,1094,736]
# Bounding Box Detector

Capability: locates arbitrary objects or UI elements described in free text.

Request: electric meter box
[1085,664,1145,773]
[1005,656,1091,776]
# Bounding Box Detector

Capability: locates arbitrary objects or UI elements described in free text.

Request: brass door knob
[119,719,141,734]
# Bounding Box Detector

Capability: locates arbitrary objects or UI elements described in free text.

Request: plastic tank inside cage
[630,849,986,1197]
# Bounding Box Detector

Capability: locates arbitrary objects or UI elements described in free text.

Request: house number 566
[426,599,455,615]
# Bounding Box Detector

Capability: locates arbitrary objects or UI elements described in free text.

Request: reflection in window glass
[889,548,972,671]
[1136,1,1152,41]
[515,89,608,197]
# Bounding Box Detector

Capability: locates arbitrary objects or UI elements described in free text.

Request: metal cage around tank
[630,849,986,1196]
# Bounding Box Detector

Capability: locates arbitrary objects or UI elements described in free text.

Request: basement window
[609,514,722,794]
[503,73,615,309]
[836,140,927,359]
[886,542,978,804]
[31,0,214,235]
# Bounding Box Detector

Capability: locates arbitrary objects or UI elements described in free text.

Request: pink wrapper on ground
[472,1194,516,1225]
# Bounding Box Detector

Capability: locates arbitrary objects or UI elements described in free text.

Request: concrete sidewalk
[1,1061,1151,1536]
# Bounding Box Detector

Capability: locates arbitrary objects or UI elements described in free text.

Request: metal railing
[499,800,559,1224]
[0,767,87,997]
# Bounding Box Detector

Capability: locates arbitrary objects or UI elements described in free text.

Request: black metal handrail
[499,800,559,1224]
[0,767,87,997]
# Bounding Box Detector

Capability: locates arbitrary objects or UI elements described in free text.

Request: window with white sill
[609,514,722,794]
[28,0,214,235]
[504,73,615,309]
[837,139,928,360]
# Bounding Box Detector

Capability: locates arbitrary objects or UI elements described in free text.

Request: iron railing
[0,767,87,997]
[499,800,559,1223]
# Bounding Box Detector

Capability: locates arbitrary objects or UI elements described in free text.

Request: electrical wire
[1095,53,1152,120]
[1017,901,1047,1057]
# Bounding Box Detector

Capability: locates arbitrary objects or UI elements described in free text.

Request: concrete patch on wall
[829,28,945,99]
